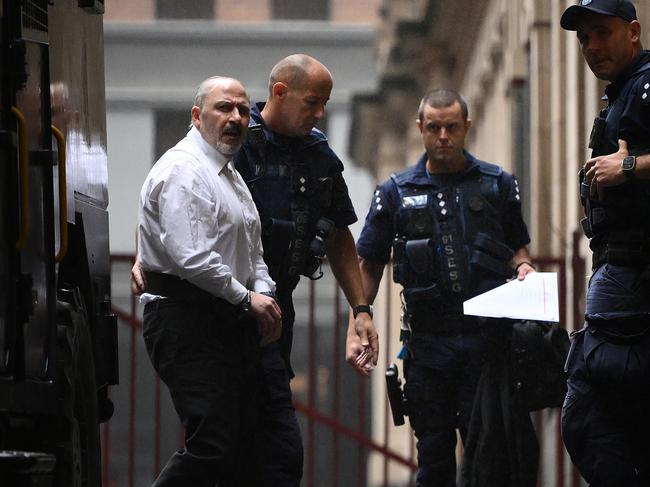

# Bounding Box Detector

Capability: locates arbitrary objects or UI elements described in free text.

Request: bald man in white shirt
[138,76,282,487]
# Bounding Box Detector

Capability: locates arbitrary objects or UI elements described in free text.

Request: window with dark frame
[271,0,329,20]
[154,110,191,163]
[156,0,214,20]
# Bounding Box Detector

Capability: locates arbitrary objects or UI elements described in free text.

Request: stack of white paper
[463,272,559,322]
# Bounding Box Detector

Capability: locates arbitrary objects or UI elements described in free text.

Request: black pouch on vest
[405,238,434,274]
[588,110,607,149]
[403,284,441,307]
[470,250,513,278]
[474,232,514,261]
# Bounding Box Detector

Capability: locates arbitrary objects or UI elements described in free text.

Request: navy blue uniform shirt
[583,51,650,320]
[357,151,530,300]
[594,50,650,157]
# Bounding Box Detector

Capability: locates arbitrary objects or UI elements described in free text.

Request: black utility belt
[410,312,481,336]
[144,271,233,309]
[592,239,650,270]
[588,316,650,345]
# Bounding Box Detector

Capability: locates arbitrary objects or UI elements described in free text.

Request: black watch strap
[353,304,373,319]
[622,155,636,180]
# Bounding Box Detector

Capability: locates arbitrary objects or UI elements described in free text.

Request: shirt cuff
[223,280,249,305]
[253,279,275,294]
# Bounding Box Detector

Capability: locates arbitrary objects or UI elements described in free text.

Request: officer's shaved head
[418,89,469,122]
[261,54,332,136]
[268,54,332,94]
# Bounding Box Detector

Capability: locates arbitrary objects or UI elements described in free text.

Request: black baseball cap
[561,0,637,31]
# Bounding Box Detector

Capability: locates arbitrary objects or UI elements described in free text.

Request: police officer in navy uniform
[233,54,378,486]
[355,89,536,486]
[560,1,650,485]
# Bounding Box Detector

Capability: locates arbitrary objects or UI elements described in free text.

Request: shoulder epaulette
[634,61,650,76]
[390,167,414,186]
[478,161,503,177]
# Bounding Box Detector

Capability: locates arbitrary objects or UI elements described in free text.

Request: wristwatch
[239,290,251,313]
[352,304,373,319]
[622,155,636,180]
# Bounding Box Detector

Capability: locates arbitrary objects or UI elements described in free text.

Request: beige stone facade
[351,0,650,329]
[352,1,650,484]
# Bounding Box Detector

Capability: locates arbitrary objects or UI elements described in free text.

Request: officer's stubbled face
[576,14,641,82]
[278,69,332,137]
[417,101,471,172]
[191,79,250,156]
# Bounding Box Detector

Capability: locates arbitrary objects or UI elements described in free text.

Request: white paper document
[463,272,559,322]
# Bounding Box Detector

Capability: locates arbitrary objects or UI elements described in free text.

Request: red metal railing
[104,251,586,486]
[105,254,417,487]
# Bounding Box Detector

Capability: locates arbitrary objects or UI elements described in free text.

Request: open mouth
[222,124,242,137]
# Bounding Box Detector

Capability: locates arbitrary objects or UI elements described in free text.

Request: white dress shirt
[138,126,275,304]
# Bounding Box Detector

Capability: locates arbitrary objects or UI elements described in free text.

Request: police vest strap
[477,161,502,177]
[634,61,650,76]
[390,169,416,188]
[434,192,467,295]
[286,203,310,278]
[262,218,295,267]
[247,123,268,181]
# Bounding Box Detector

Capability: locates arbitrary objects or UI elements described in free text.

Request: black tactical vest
[391,162,515,313]
[244,125,336,287]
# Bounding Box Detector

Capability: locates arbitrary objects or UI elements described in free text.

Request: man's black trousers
[143,298,264,487]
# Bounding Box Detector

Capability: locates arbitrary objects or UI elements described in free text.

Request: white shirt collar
[187,125,231,174]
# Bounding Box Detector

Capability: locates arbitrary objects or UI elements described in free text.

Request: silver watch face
[622,156,636,171]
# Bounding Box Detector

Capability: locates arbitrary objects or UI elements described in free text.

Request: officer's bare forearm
[511,247,536,280]
[634,153,650,179]
[510,246,533,269]
[359,257,385,304]
[326,227,368,307]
